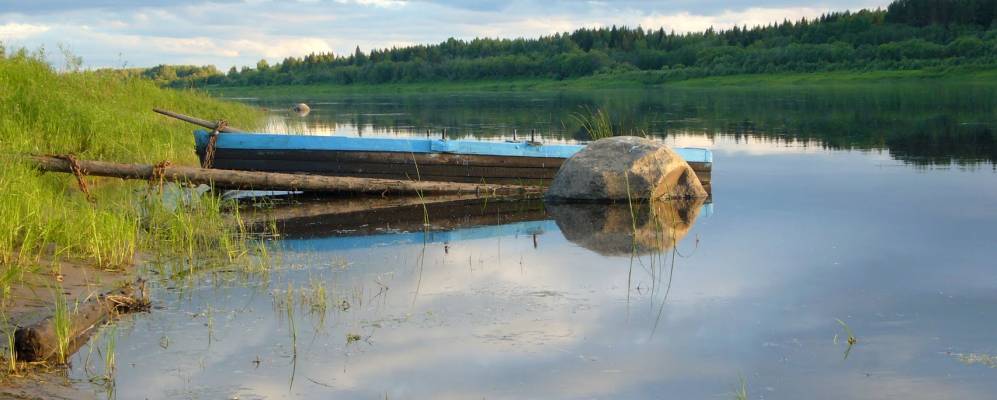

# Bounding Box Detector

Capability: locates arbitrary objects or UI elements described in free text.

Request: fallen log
[14,280,149,363]
[29,155,543,197]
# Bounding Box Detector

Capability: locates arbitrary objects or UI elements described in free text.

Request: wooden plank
[213,148,566,169]
[212,166,551,186]
[211,158,558,180]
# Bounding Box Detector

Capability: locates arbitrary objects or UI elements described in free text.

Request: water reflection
[245,85,997,167]
[549,199,705,256]
[245,196,707,258]
[70,196,714,399]
[246,195,548,239]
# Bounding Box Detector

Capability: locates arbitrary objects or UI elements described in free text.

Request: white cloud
[641,7,832,33]
[335,0,408,8]
[0,1,890,68]
[229,37,335,59]
[0,23,51,40]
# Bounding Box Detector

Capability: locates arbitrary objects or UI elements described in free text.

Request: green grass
[3,315,16,374]
[570,107,614,140]
[52,287,72,364]
[302,276,328,315]
[284,283,297,358]
[207,65,997,99]
[0,49,263,289]
[103,325,117,379]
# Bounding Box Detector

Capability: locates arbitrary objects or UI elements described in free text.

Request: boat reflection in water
[243,194,709,255]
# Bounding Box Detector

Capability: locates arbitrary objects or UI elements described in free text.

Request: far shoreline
[203,66,997,99]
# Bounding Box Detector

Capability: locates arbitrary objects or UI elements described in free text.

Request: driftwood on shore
[29,155,544,197]
[14,281,149,363]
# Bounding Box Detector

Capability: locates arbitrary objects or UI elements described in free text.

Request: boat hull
[195,131,712,189]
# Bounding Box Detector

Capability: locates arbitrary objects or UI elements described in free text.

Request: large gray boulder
[546,136,708,202]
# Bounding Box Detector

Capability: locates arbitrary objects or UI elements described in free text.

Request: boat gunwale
[193,130,714,164]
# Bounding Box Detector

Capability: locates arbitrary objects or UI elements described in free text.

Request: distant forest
[134,0,997,87]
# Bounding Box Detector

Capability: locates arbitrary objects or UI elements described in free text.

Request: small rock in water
[291,102,311,116]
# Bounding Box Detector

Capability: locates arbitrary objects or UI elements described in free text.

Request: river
[71,84,997,399]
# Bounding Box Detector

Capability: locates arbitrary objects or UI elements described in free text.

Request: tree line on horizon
[130,0,997,87]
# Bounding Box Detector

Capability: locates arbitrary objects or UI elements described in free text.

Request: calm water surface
[71,86,997,399]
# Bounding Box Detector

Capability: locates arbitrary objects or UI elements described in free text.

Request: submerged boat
[194,130,712,189]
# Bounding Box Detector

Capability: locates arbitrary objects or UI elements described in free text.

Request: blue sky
[0,0,886,69]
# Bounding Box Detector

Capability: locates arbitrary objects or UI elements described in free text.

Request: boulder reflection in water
[548,198,704,256]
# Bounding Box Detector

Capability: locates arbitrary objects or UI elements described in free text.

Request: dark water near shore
[72,85,997,399]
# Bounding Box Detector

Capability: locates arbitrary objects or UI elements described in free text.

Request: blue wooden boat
[194,130,712,188]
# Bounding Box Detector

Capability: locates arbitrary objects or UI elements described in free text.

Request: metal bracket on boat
[508,129,542,146]
[526,129,542,146]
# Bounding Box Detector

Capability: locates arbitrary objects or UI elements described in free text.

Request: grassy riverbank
[210,66,997,98]
[0,50,262,302]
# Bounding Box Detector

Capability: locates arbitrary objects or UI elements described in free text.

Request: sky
[0,0,887,70]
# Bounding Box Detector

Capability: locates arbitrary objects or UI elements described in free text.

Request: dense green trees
[146,0,997,88]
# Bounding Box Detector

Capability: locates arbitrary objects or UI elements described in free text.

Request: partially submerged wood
[29,155,543,196]
[14,281,149,362]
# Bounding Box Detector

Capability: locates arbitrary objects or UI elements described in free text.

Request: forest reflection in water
[244,84,997,167]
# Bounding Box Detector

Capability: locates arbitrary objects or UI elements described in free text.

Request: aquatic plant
[103,325,117,379]
[624,172,640,248]
[303,276,328,314]
[285,284,297,358]
[570,106,614,140]
[733,375,749,400]
[569,106,649,140]
[835,318,858,345]
[3,315,17,374]
[52,288,72,364]
[835,318,858,360]
[252,239,274,273]
[346,333,362,344]
[409,153,430,227]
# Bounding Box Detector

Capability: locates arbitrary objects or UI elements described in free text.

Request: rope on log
[53,154,94,202]
[28,155,545,197]
[150,160,173,192]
